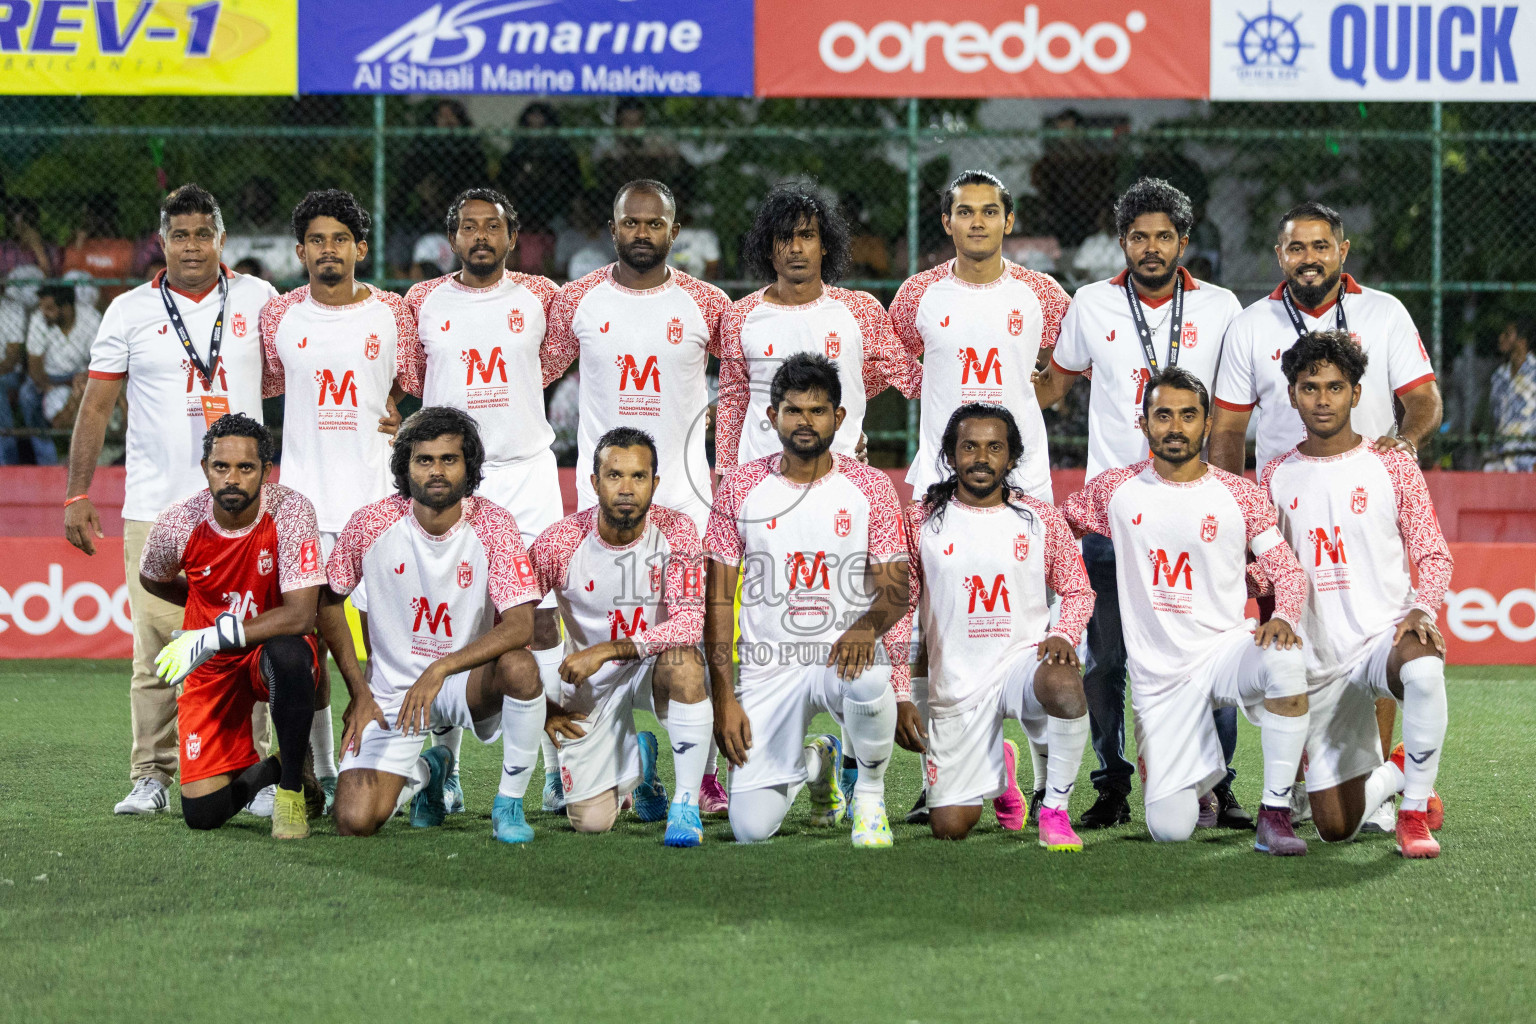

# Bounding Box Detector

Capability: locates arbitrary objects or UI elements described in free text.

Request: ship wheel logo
[1227,2,1311,66]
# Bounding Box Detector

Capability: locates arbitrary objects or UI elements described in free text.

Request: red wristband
[64,494,91,508]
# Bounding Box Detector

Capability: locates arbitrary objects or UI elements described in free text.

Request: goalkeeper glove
[154,611,245,685]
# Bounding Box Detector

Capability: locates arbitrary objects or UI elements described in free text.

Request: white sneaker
[1360,797,1396,834]
[246,784,276,818]
[113,778,168,815]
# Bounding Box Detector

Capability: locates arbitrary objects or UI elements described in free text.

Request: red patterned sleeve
[540,276,588,387]
[713,294,758,472]
[843,289,919,400]
[378,289,422,396]
[1009,264,1070,349]
[1378,450,1454,616]
[1214,468,1305,626]
[1059,464,1138,538]
[850,460,907,563]
[326,496,405,596]
[516,272,559,317]
[467,498,539,612]
[676,271,728,357]
[1029,498,1095,645]
[268,486,326,592]
[888,266,943,360]
[903,502,926,614]
[631,507,705,657]
[138,493,207,582]
[258,290,300,399]
[704,462,767,566]
[886,503,928,702]
[528,511,589,599]
[399,278,443,399]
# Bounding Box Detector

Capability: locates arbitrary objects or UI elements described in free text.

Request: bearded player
[899,404,1094,848]
[705,353,907,847]
[403,188,563,816]
[139,413,327,839]
[1061,368,1313,854]
[1261,330,1451,858]
[530,427,713,847]
[321,407,547,843]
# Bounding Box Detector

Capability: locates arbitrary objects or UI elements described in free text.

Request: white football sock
[661,698,713,807]
[842,671,896,799]
[499,695,545,799]
[1398,657,1447,808]
[1043,714,1089,810]
[729,783,796,843]
[393,757,431,814]
[533,643,564,788]
[802,742,824,784]
[432,727,463,769]
[310,707,337,780]
[909,675,929,794]
[1259,708,1310,810]
[703,733,721,783]
[1363,760,1405,830]
[1028,738,1049,794]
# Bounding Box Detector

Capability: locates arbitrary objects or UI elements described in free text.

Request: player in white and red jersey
[402,188,564,816]
[890,169,1071,503]
[320,408,547,843]
[899,403,1093,849]
[1261,331,1452,858]
[1061,368,1313,855]
[705,354,908,847]
[716,180,918,472]
[1034,178,1248,832]
[138,414,327,839]
[260,189,418,797]
[530,427,713,847]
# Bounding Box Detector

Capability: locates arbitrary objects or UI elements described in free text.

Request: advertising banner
[299,0,753,96]
[0,0,298,95]
[1210,0,1536,100]
[754,0,1209,99]
[1440,543,1536,666]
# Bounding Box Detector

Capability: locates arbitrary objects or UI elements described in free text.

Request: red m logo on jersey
[958,346,1002,385]
[463,347,507,385]
[785,551,830,590]
[966,574,1011,614]
[183,360,228,393]
[617,354,661,392]
[315,369,358,406]
[411,597,453,636]
[609,606,648,641]
[1149,549,1193,589]
[1311,526,1348,566]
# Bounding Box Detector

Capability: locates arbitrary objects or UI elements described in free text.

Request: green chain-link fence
[1,95,1531,470]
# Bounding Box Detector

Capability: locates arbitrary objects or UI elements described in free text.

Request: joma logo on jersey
[825,332,841,358]
[1007,309,1023,336]
[457,561,473,588]
[364,333,381,360]
[182,359,228,393]
[667,317,684,345]
[257,548,273,576]
[958,346,1002,385]
[833,508,852,538]
[461,347,507,385]
[1200,515,1219,543]
[411,597,453,636]
[1312,526,1348,566]
[616,354,661,392]
[315,369,359,406]
[1149,549,1193,589]
[785,551,831,590]
[508,309,524,333]
[1351,487,1369,515]
[965,574,1011,614]
[609,606,648,641]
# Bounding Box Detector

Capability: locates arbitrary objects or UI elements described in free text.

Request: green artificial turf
[1,661,1532,1023]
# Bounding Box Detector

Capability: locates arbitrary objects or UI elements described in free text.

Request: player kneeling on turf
[320,407,547,842]
[529,427,713,847]
[1262,330,1452,858]
[1061,368,1313,855]
[140,413,328,840]
[899,404,1095,848]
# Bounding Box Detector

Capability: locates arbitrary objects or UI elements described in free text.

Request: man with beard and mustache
[1060,369,1313,854]
[1210,202,1441,834]
[137,413,327,839]
[320,407,547,842]
[402,189,563,818]
[260,189,416,806]
[527,427,713,847]
[1033,178,1245,832]
[898,404,1094,848]
[704,353,908,847]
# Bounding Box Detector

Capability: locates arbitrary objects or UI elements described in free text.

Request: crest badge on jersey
[1007,309,1023,336]
[561,766,573,792]
[833,508,852,538]
[457,560,473,589]
[508,309,524,333]
[1014,534,1030,561]
[1181,322,1198,348]
[186,732,201,761]
[667,317,683,345]
[1351,487,1369,515]
[824,331,841,358]
[231,312,247,338]
[257,548,274,576]
[364,333,380,360]
[1200,514,1219,543]
[925,757,938,787]
[649,561,663,593]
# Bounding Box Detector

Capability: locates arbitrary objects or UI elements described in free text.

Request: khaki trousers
[123,519,270,786]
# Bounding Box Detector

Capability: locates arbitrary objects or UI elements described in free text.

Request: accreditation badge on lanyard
[1123,273,1185,374]
[161,275,229,427]
[1279,285,1347,339]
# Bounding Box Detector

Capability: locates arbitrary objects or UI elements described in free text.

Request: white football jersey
[904,493,1093,714]
[1262,441,1453,690]
[403,270,559,466]
[326,494,539,708]
[1060,460,1306,697]
[87,267,277,522]
[1051,268,1241,481]
[716,286,918,470]
[260,284,420,532]
[890,259,1071,499]
[544,265,727,515]
[1216,276,1438,470]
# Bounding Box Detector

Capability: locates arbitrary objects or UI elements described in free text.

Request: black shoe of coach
[1077,788,1132,830]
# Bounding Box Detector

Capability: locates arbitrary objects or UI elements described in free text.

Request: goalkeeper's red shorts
[177,637,320,785]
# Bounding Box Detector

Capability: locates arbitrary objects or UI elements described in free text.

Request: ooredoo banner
[754,1,1209,98]
[1439,544,1536,665]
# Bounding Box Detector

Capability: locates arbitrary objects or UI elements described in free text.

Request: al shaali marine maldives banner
[1210,0,1536,99]
[299,0,754,95]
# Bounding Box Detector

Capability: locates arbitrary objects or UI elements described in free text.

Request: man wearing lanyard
[1034,178,1245,831]
[1210,201,1441,830]
[65,184,280,816]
